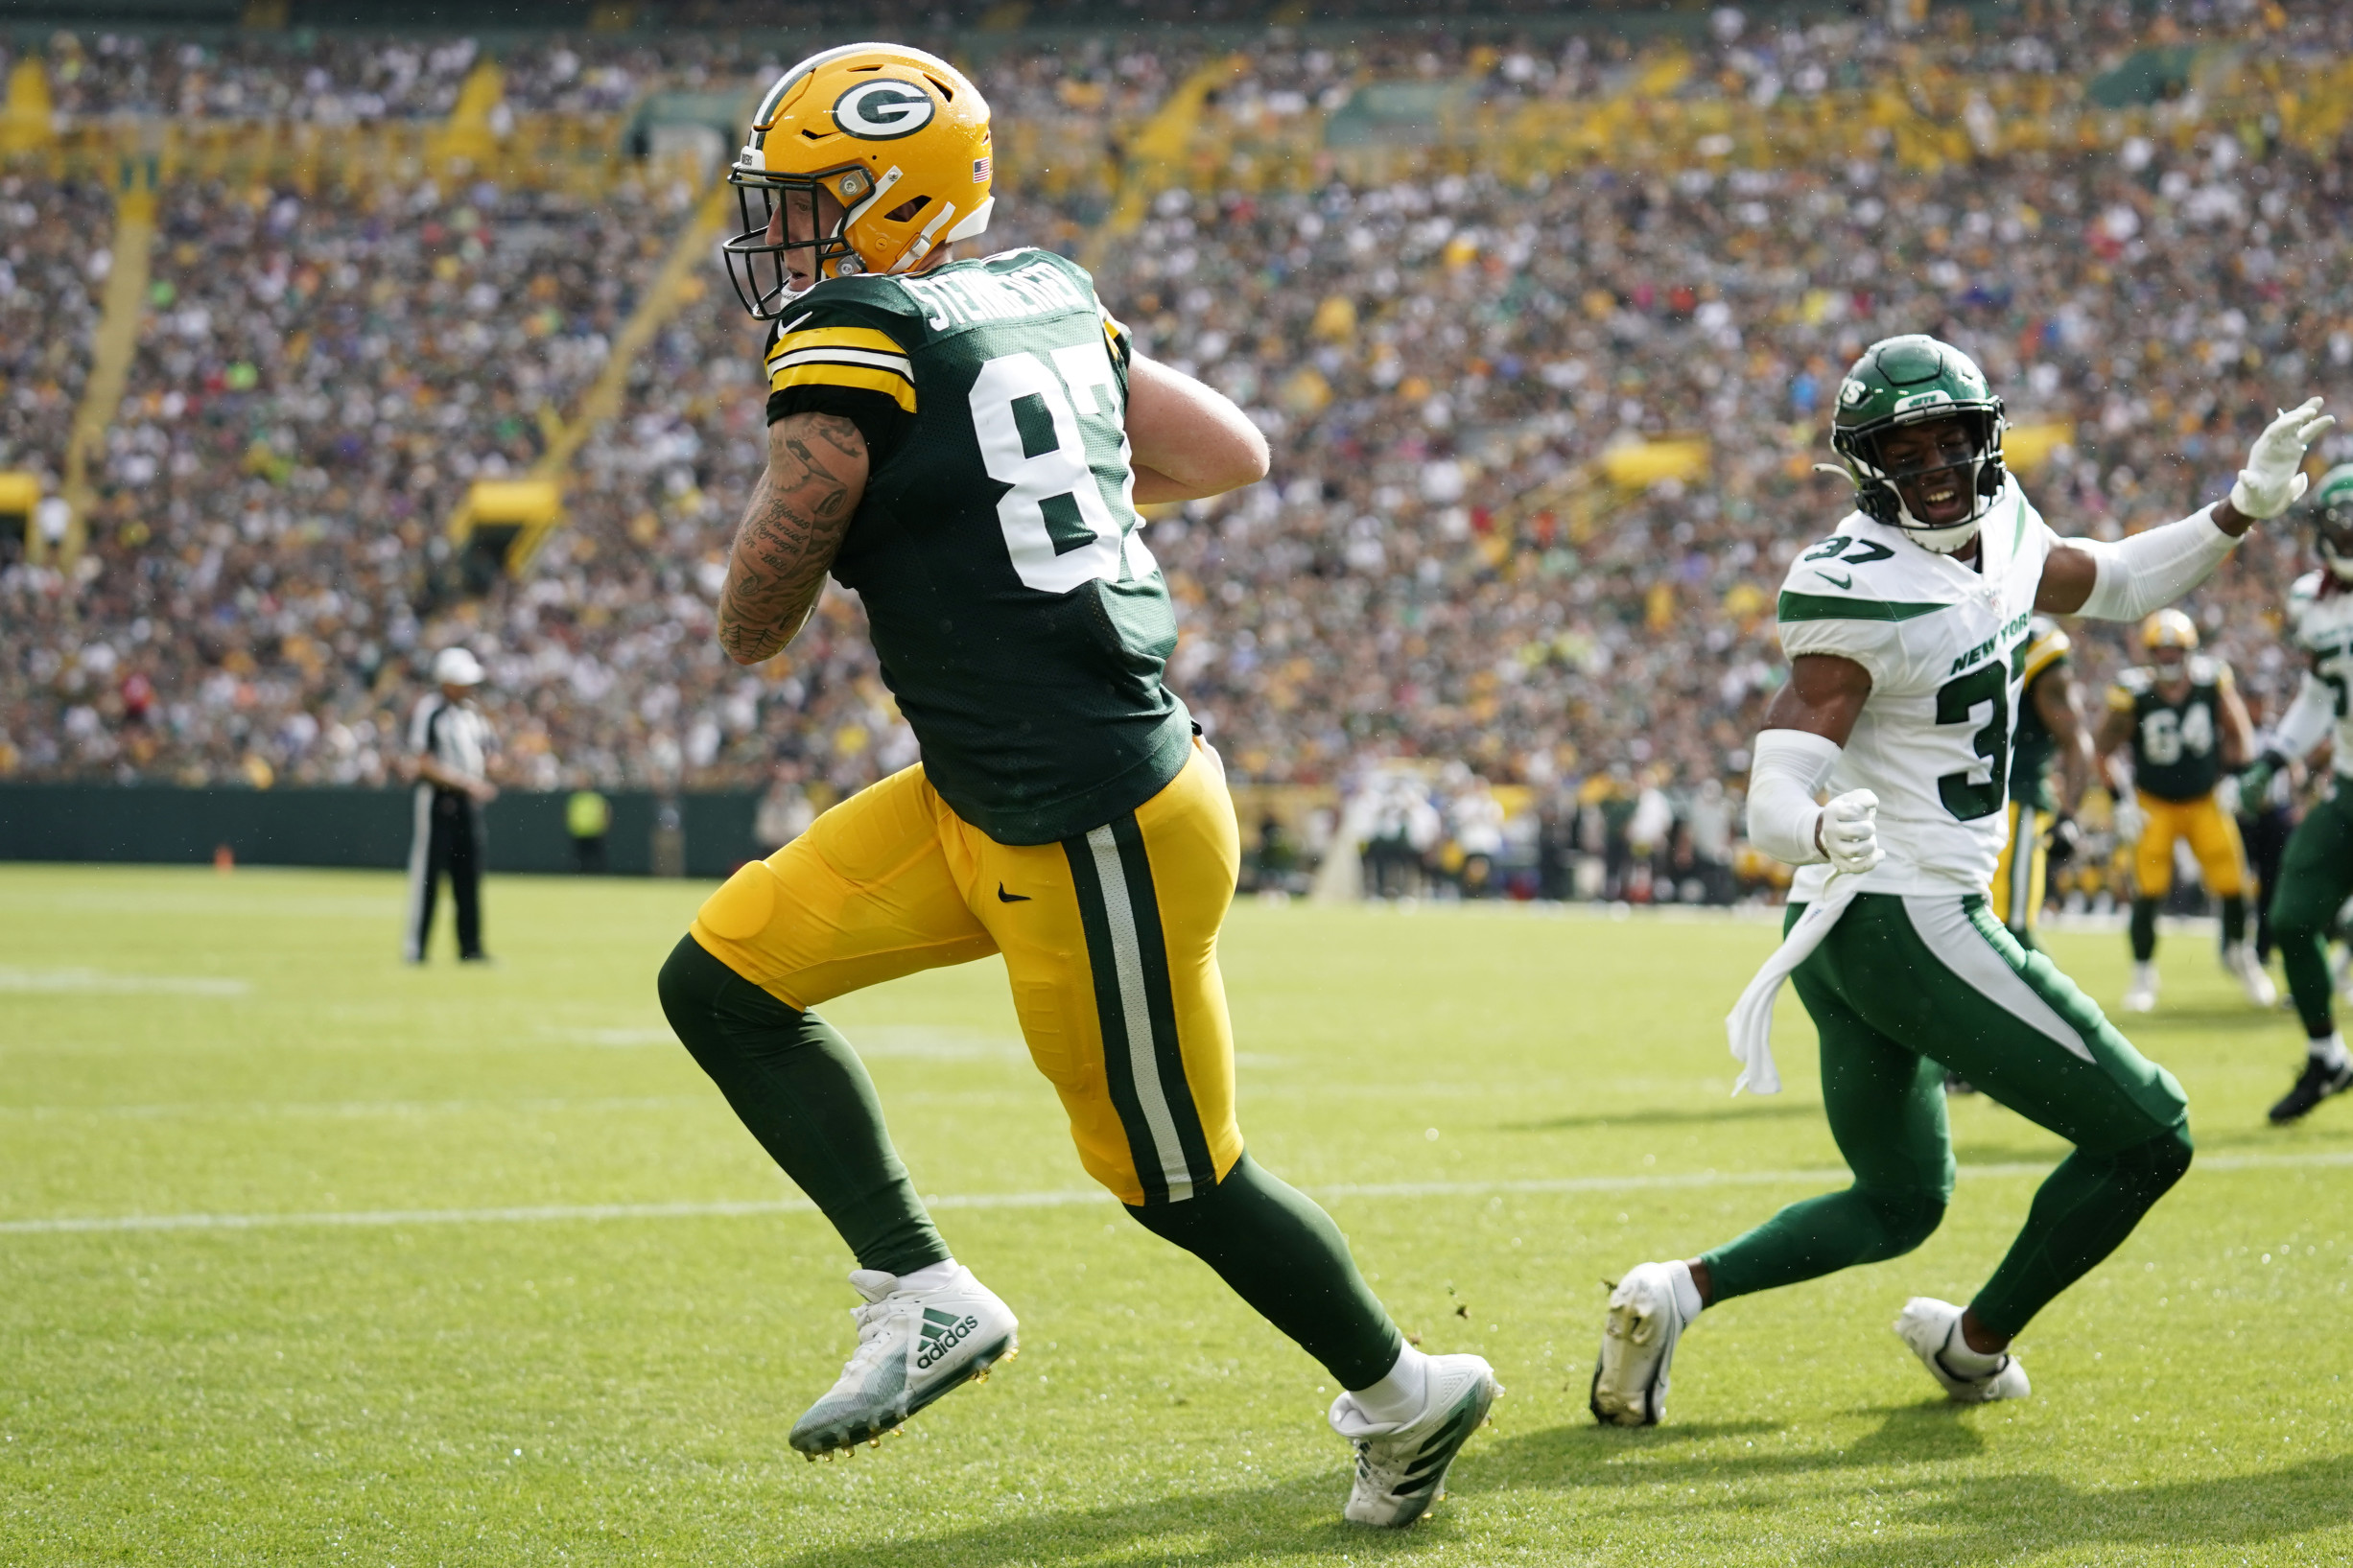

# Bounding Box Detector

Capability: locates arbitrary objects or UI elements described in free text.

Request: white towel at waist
[1726,873,1863,1096]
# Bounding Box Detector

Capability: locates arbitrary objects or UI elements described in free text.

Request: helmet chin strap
[2324,551,2353,583]
[1906,515,1984,555]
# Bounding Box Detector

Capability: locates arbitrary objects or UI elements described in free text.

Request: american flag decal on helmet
[973,155,992,183]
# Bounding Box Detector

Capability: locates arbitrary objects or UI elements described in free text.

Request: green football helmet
[2312,462,2353,582]
[1829,335,2008,553]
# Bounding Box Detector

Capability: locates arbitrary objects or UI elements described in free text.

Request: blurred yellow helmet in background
[2141,607,2200,656]
[723,43,995,318]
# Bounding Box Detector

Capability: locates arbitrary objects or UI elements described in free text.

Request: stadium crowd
[5,2,2352,901]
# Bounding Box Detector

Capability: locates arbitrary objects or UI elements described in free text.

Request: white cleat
[1330,1353,1501,1528]
[2121,961,2159,1014]
[789,1265,1018,1457]
[2224,943,2279,1008]
[1589,1261,1694,1427]
[1894,1297,2031,1405]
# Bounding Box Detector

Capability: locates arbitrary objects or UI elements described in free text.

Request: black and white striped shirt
[409,692,495,795]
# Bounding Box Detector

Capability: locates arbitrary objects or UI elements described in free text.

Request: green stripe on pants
[1702,893,2191,1337]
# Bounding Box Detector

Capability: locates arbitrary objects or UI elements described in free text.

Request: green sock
[1970,1123,2193,1337]
[2221,895,2247,948]
[1126,1152,1402,1390]
[2129,898,2159,963]
[1701,1182,1948,1302]
[657,935,950,1277]
[2279,924,2338,1038]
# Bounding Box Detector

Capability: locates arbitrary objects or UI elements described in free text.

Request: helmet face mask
[725,43,994,321]
[1829,335,2008,555]
[723,169,868,319]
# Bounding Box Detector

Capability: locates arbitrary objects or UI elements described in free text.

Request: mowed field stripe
[5,1148,2348,1236]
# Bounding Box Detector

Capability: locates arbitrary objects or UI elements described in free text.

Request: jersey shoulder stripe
[765,322,916,410]
[770,360,916,412]
[2021,625,2069,685]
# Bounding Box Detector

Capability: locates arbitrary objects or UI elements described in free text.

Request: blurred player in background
[2099,609,2272,1012]
[2238,465,2353,1122]
[652,44,1493,1528]
[1586,337,2328,1427]
[1991,617,2094,950]
[403,646,498,964]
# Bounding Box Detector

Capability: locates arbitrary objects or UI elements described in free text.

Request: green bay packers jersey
[2108,656,2231,803]
[2288,570,2353,782]
[2007,619,2071,813]
[762,247,1191,846]
[1776,485,2055,899]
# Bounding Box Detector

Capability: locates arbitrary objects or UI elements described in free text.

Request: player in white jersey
[1588,335,2331,1425]
[2236,465,2353,1121]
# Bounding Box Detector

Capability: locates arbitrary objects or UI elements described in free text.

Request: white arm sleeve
[1746,728,1842,867]
[2272,671,2336,761]
[2072,506,2240,621]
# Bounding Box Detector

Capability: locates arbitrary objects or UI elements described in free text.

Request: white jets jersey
[1776,486,2059,900]
[2286,570,2353,778]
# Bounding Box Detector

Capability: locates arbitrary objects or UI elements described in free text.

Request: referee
[404,646,499,964]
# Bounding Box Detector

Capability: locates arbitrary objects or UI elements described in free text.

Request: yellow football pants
[688,741,1244,1207]
[2133,789,2247,900]
[1989,800,2050,935]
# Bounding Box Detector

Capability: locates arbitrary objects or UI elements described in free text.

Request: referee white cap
[432,646,485,687]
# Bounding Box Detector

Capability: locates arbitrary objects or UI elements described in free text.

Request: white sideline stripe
[5,1148,2346,1237]
[0,968,249,997]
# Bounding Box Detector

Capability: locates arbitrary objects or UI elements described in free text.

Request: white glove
[2112,792,2147,845]
[1815,789,1883,875]
[2229,397,2335,520]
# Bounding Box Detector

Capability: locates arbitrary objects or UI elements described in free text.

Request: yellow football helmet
[2142,607,2200,656]
[724,43,995,319]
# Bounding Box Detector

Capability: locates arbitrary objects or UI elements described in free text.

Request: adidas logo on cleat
[915,1308,981,1370]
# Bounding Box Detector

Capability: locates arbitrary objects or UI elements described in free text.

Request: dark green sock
[2129,898,2159,963]
[1126,1151,1402,1390]
[657,935,950,1276]
[1701,1182,1948,1302]
[2221,895,2247,948]
[1970,1123,2193,1338]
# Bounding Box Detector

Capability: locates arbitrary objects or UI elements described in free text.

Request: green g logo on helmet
[2312,462,2353,582]
[1828,335,2008,554]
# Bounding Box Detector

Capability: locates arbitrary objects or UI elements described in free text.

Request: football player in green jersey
[2239,466,2353,1120]
[2096,609,2271,1012]
[1991,618,2093,951]
[656,43,1495,1527]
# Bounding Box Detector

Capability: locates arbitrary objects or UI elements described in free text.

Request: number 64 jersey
[1775,488,2061,903]
[761,247,1192,847]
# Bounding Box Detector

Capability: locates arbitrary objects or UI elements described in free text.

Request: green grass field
[3,864,2350,1566]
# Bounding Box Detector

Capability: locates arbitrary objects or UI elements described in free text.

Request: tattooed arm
[717,412,869,666]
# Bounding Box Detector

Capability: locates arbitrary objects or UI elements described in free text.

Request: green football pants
[2270,786,2353,1041]
[1702,893,2193,1338]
